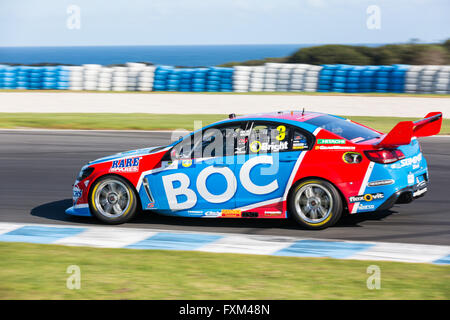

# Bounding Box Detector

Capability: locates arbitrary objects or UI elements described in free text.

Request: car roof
[204,110,331,133]
[235,110,327,122]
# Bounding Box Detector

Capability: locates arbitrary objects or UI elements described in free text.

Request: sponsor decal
[110,156,141,173]
[181,159,192,168]
[263,141,288,151]
[315,145,356,151]
[162,156,278,210]
[221,209,242,218]
[368,179,394,187]
[204,211,221,217]
[73,186,82,201]
[391,154,422,169]
[250,141,288,153]
[293,134,308,150]
[317,139,345,145]
[146,202,156,209]
[264,210,282,216]
[188,210,203,214]
[349,192,384,203]
[293,142,307,150]
[358,204,375,210]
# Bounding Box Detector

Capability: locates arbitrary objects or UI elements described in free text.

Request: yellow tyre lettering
[276,125,286,141]
[90,183,100,211]
[295,180,321,191]
[121,187,134,217]
[304,212,333,226]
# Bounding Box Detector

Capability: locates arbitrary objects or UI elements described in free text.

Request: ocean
[0,44,313,67]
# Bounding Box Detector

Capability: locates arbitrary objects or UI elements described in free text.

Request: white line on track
[0,222,448,264]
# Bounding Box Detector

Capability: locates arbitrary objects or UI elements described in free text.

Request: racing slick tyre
[289,179,343,230]
[89,175,138,224]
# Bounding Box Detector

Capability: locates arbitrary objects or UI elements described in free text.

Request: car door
[142,121,244,214]
[234,121,312,209]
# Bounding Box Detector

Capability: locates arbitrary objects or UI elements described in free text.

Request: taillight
[364,149,405,164]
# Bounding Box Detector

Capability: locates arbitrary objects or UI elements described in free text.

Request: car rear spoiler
[375,112,443,148]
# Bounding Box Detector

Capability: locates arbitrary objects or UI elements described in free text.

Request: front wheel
[89,175,138,224]
[288,179,343,230]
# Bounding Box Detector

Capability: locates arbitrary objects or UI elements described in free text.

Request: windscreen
[305,115,381,142]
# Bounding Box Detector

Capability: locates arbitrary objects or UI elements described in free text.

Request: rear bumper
[376,181,428,212]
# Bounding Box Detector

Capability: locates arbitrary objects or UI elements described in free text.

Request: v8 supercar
[66,111,442,229]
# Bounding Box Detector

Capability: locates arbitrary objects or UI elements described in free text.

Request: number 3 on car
[66,111,442,229]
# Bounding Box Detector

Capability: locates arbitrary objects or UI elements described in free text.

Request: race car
[66,110,442,229]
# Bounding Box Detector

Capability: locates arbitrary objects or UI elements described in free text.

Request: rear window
[305,115,381,142]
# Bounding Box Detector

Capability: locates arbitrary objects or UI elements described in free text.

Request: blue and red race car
[66,110,442,229]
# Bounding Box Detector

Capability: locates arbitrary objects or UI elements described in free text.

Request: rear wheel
[289,179,343,229]
[89,175,138,224]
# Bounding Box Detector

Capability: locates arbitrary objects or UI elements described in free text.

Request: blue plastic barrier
[318,64,337,92]
[0,65,74,90]
[317,64,411,93]
[151,66,234,92]
[389,64,409,93]
[0,63,422,94]
[153,66,173,91]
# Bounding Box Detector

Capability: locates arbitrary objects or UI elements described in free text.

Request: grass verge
[0,242,448,299]
[0,113,449,134]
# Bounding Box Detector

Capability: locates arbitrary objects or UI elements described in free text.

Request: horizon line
[0,41,425,49]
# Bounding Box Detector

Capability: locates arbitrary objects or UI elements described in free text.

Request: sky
[0,0,449,46]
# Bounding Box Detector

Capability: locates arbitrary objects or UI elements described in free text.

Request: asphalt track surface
[0,130,449,245]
